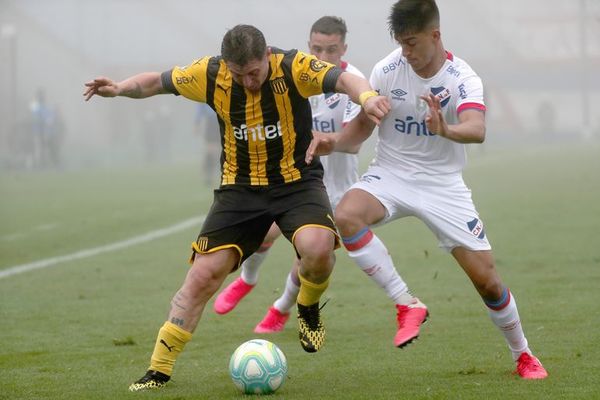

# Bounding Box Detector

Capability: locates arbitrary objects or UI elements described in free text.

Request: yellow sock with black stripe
[149,321,192,376]
[297,274,329,306]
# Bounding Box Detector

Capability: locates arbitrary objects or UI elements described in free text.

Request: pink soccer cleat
[394,298,429,348]
[214,277,255,314]
[515,352,548,379]
[254,306,290,333]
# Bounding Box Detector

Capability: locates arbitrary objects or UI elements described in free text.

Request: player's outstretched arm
[334,72,390,125]
[305,111,375,164]
[83,72,167,101]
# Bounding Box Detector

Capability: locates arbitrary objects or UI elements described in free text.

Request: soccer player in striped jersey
[307,0,547,380]
[84,24,390,391]
[214,16,366,334]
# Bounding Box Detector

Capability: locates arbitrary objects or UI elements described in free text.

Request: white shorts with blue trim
[350,165,492,252]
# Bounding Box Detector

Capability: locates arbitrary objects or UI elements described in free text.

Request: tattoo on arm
[121,82,143,98]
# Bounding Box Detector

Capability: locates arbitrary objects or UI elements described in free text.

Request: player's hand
[362,95,391,125]
[420,93,449,137]
[305,131,336,164]
[83,77,120,101]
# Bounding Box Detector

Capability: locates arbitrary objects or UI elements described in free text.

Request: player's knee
[300,242,335,271]
[334,206,360,235]
[187,266,216,291]
[476,277,504,300]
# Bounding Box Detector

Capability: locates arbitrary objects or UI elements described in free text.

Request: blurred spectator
[141,104,173,165]
[29,88,64,169]
[194,103,220,185]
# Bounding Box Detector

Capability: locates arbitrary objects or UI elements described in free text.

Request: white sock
[273,272,300,313]
[240,250,269,285]
[345,231,411,305]
[487,289,530,360]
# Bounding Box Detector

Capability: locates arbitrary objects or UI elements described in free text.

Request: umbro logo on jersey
[391,88,408,100]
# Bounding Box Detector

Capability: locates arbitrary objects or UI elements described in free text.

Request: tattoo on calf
[170,317,185,327]
[171,291,188,310]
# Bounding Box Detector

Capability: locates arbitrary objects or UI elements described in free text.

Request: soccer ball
[229,339,288,394]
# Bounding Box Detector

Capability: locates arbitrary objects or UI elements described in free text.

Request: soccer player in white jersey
[214,16,364,333]
[306,0,548,379]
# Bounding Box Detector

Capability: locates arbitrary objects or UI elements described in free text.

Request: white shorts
[350,165,491,252]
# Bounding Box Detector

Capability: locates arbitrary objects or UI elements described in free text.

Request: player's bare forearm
[421,94,485,143]
[444,110,486,143]
[336,110,374,152]
[117,72,167,98]
[334,72,372,104]
[334,73,390,125]
[83,72,167,101]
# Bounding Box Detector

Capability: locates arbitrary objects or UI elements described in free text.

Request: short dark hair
[388,0,440,38]
[310,16,347,42]
[221,24,267,65]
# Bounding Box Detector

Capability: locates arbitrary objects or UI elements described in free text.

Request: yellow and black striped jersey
[161,47,342,186]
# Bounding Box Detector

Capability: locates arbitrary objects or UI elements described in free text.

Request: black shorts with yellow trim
[190,179,340,269]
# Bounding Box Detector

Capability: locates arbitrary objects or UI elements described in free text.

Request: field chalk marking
[0,216,205,280]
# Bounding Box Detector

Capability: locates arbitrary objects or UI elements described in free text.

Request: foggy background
[0,0,598,171]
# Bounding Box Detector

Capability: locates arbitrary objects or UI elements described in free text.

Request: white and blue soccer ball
[229,339,288,395]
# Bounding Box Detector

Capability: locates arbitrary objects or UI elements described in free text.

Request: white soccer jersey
[310,62,364,206]
[369,48,486,180]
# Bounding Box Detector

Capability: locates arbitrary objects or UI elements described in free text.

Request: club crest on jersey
[324,92,341,109]
[391,88,408,100]
[467,218,486,239]
[270,77,288,94]
[431,86,451,107]
[310,59,327,72]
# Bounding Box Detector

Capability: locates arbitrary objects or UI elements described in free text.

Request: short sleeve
[456,74,486,114]
[163,57,210,103]
[290,51,342,98]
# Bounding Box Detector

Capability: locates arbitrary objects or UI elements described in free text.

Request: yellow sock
[297,274,329,306]
[149,321,192,376]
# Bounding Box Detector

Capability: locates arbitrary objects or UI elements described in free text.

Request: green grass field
[1,143,599,399]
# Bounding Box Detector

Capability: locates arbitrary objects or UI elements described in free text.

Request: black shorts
[191,179,340,268]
